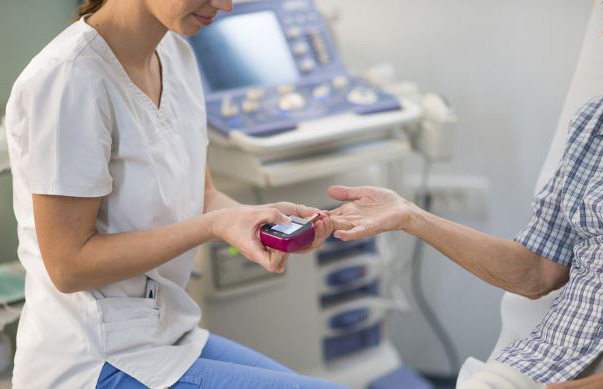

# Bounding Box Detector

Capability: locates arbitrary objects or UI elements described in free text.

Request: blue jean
[96,334,348,388]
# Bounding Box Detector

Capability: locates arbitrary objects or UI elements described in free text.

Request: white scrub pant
[458,361,545,389]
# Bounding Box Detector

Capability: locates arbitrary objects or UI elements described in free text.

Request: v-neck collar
[81,16,170,118]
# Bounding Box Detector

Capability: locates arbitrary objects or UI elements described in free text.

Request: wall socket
[406,175,490,220]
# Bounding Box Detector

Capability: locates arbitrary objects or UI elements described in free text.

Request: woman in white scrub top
[4,0,344,388]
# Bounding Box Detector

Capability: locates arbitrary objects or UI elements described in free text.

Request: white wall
[319,0,593,375]
[0,0,78,264]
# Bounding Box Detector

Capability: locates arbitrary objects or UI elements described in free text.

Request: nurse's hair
[77,0,105,18]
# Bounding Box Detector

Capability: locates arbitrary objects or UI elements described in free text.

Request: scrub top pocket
[97,296,162,355]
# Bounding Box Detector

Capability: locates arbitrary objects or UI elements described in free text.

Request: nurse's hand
[263,202,333,252]
[327,186,414,241]
[209,206,293,273]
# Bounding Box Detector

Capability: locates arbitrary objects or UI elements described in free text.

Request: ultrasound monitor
[190,11,300,92]
[186,0,402,138]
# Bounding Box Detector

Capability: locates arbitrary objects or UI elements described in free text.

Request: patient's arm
[328,185,569,299]
[548,372,603,388]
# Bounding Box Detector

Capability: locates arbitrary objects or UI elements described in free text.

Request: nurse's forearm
[34,192,221,295]
[405,206,569,298]
[61,214,220,292]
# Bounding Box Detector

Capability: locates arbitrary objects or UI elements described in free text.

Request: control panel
[188,0,402,138]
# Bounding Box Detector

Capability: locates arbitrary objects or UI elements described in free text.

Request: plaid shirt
[497,96,603,383]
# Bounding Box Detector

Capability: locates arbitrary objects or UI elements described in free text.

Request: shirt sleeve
[16,61,113,197]
[513,98,603,266]
[514,158,576,266]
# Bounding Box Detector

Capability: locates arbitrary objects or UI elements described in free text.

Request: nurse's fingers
[313,218,333,246]
[269,249,288,273]
[259,208,291,225]
[246,242,281,273]
[268,202,323,219]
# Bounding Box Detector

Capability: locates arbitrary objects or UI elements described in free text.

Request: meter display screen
[191,11,300,91]
[271,222,303,235]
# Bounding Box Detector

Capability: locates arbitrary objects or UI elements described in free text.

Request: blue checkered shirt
[497,96,603,383]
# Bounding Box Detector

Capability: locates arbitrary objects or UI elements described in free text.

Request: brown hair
[76,0,106,19]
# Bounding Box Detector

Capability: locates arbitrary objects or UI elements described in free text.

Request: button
[278,93,306,111]
[226,117,241,127]
[347,87,379,105]
[332,76,349,89]
[313,84,331,99]
[293,42,309,56]
[245,88,265,100]
[300,58,316,73]
[220,97,239,117]
[242,99,260,113]
[277,84,295,95]
[286,26,302,39]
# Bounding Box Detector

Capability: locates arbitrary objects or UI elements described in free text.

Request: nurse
[4,0,344,388]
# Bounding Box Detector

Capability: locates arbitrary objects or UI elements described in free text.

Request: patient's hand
[547,372,603,388]
[263,201,333,251]
[327,186,414,241]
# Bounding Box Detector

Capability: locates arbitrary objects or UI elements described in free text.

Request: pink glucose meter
[260,215,317,253]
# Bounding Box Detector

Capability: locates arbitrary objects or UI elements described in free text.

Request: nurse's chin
[172,21,204,37]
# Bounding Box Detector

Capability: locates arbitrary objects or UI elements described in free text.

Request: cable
[410,158,461,374]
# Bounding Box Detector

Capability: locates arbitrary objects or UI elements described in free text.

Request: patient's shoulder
[568,96,603,136]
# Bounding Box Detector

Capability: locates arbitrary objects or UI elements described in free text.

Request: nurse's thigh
[172,358,348,389]
[200,334,293,373]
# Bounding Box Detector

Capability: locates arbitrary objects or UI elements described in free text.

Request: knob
[347,87,378,105]
[286,26,302,39]
[277,84,295,95]
[313,84,331,99]
[220,97,239,118]
[293,42,309,56]
[245,88,265,100]
[332,76,349,89]
[300,58,316,73]
[242,99,260,114]
[278,93,306,111]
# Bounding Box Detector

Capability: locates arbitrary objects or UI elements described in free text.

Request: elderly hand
[263,201,333,252]
[547,372,603,389]
[327,185,415,241]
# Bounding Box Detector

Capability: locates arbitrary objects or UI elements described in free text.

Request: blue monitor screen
[190,11,300,92]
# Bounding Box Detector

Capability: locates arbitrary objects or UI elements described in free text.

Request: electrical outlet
[406,175,490,220]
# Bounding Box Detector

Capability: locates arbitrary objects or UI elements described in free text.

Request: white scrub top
[5,17,209,388]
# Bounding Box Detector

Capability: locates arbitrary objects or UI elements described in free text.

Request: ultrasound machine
[187,0,422,188]
[186,2,436,388]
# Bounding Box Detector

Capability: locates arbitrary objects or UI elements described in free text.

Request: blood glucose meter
[260,214,317,253]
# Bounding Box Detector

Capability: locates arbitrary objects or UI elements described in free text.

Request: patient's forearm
[406,206,568,298]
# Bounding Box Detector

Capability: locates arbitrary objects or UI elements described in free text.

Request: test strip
[307,213,320,222]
